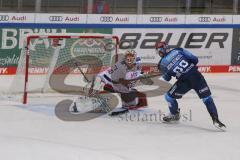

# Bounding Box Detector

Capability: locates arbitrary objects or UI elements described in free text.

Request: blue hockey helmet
[155,41,169,57]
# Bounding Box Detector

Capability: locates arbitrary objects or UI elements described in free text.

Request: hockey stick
[103,72,162,85]
[74,62,97,97]
[74,62,91,83]
[130,72,162,82]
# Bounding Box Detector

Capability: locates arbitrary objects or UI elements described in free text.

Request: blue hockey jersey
[158,48,199,81]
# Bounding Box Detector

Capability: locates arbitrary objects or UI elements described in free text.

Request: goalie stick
[73,62,111,113]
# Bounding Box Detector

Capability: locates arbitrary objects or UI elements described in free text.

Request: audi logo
[100,16,113,22]
[150,17,163,22]
[198,17,211,22]
[0,15,9,21]
[49,16,63,22]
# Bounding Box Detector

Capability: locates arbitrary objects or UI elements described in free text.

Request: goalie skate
[109,107,129,116]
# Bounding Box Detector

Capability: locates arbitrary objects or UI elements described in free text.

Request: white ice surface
[0,73,240,160]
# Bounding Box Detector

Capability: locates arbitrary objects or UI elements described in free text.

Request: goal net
[8,33,119,104]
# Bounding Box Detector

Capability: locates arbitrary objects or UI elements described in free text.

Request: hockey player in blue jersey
[156,41,226,129]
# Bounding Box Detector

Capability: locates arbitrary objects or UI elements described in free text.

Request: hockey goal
[9,33,119,104]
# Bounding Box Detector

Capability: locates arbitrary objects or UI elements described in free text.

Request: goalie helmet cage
[12,34,119,104]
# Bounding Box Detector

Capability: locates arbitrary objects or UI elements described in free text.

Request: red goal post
[13,33,119,104]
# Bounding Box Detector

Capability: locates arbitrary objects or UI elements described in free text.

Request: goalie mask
[124,50,137,65]
[155,41,169,57]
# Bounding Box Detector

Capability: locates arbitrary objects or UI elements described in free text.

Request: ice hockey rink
[0,73,240,160]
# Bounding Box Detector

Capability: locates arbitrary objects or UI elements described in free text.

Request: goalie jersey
[97,57,142,93]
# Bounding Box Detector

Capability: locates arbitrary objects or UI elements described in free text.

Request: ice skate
[109,106,129,116]
[163,109,180,122]
[211,115,226,131]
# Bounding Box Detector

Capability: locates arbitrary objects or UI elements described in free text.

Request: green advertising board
[0,27,112,67]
